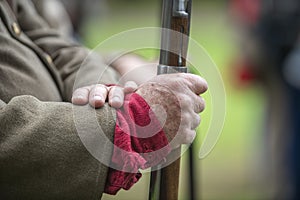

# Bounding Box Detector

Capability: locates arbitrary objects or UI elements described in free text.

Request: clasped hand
[71,73,207,149]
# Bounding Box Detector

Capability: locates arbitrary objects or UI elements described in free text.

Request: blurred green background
[80,0,269,199]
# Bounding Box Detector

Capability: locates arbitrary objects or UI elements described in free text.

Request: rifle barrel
[149,0,192,199]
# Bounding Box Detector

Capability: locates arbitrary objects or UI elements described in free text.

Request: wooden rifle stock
[149,0,192,199]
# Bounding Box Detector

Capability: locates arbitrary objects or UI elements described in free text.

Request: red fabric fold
[104,93,171,195]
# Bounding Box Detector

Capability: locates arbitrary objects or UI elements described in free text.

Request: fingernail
[112,96,121,103]
[93,96,103,101]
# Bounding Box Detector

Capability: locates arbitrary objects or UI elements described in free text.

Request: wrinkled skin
[136,73,207,149]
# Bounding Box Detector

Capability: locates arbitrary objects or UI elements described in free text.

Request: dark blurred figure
[229,0,300,198]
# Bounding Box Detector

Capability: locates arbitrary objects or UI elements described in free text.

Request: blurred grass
[82,0,269,199]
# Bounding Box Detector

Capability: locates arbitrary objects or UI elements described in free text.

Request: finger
[193,95,206,113]
[72,87,91,105]
[182,129,197,144]
[179,93,205,113]
[191,114,201,130]
[109,86,124,108]
[89,84,108,108]
[183,74,208,95]
[169,123,196,149]
[124,81,138,93]
[177,93,191,109]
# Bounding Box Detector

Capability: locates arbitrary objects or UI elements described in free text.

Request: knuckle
[182,110,193,120]
[177,94,190,107]
[192,114,201,129]
[195,96,205,113]
[184,130,196,144]
[180,113,190,126]
[180,96,195,112]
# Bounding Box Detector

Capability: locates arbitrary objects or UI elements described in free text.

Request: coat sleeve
[0,95,116,199]
[15,0,120,101]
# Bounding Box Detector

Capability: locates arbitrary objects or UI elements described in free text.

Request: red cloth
[104,93,171,195]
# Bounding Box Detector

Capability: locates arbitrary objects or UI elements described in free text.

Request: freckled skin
[136,73,207,149]
[136,83,181,143]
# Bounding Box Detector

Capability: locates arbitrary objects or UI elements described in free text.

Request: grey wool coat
[0,0,120,199]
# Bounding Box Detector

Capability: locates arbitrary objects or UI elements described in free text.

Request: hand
[136,73,207,149]
[72,81,138,108]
